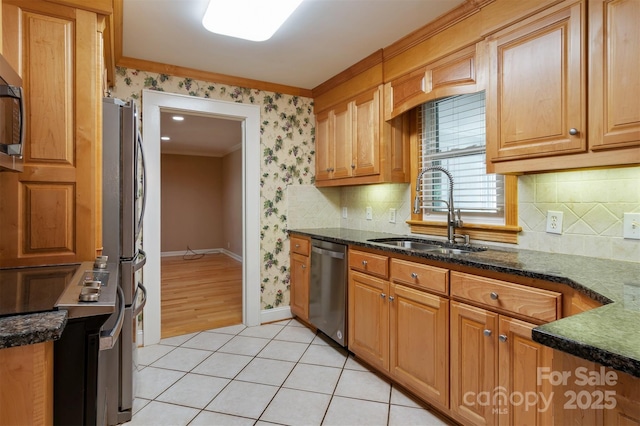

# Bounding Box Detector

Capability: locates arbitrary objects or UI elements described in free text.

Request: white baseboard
[161,248,243,263]
[260,306,292,324]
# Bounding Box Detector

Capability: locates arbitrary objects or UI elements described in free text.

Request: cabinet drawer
[349,249,389,279]
[390,259,448,295]
[290,236,310,256]
[450,272,561,323]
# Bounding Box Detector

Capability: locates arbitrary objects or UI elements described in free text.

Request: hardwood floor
[161,253,242,339]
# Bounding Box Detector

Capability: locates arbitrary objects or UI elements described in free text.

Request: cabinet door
[390,284,449,409]
[498,316,554,426]
[331,103,353,179]
[0,3,100,267]
[348,270,389,371]
[290,253,309,321]
[352,87,380,177]
[487,2,586,162]
[450,301,498,426]
[588,0,640,150]
[314,110,332,181]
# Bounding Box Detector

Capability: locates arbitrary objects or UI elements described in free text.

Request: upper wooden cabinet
[486,1,586,163]
[313,51,409,187]
[384,44,486,120]
[314,86,409,187]
[0,1,104,267]
[588,0,640,151]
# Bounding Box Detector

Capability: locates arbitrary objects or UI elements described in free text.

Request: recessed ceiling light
[161,136,170,141]
[202,0,304,42]
[172,116,185,121]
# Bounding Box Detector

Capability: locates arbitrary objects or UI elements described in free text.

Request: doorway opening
[142,90,261,346]
[159,109,243,338]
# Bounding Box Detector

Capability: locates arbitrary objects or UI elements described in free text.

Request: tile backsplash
[287,166,640,263]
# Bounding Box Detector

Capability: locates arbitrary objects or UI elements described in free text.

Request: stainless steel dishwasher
[309,238,348,346]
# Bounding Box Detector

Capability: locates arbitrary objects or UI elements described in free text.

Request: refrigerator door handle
[133,282,147,317]
[135,249,147,270]
[136,133,147,238]
[100,286,125,351]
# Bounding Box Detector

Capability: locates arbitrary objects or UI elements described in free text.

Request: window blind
[417,91,505,222]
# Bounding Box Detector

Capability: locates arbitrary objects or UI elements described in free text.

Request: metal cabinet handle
[499,335,508,343]
[388,296,395,301]
[351,164,356,169]
[301,264,306,269]
[362,260,368,266]
[490,292,499,300]
[380,293,386,298]
[411,272,418,279]
[483,329,492,337]
[569,128,578,135]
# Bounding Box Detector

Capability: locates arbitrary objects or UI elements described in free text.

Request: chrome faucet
[413,166,464,244]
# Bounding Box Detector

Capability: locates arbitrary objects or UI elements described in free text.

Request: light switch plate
[365,206,373,220]
[546,210,563,234]
[623,213,640,239]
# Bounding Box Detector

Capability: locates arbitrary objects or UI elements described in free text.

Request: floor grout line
[132,320,452,426]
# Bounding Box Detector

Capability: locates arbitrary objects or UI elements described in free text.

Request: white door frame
[141,90,261,345]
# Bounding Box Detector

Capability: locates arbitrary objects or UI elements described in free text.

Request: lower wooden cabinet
[0,342,53,425]
[390,283,449,409]
[289,236,310,321]
[348,258,449,410]
[449,301,553,426]
[348,270,389,371]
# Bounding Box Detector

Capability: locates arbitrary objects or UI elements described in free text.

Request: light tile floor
[126,319,453,426]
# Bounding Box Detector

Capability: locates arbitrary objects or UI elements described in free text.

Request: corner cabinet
[486,1,586,163]
[289,235,310,321]
[0,0,104,267]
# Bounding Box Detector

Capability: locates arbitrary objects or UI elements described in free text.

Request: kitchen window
[409,91,520,243]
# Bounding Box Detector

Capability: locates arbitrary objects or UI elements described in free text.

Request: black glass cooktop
[0,264,81,317]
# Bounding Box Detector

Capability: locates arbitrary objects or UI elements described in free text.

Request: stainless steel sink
[370,240,443,251]
[367,238,485,254]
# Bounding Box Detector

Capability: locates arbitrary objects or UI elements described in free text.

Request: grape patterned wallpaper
[112,67,315,310]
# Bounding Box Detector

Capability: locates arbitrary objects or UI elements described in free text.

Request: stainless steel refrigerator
[98,97,147,425]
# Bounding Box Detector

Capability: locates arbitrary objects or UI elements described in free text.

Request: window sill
[406,220,522,244]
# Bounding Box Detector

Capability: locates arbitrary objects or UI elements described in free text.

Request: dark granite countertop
[0,310,68,349]
[289,227,640,378]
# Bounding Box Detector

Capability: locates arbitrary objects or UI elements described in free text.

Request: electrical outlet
[365,206,373,220]
[389,208,396,223]
[342,207,348,219]
[546,210,563,234]
[623,213,640,239]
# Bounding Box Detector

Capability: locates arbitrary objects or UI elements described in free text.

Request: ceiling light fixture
[172,116,185,121]
[161,136,170,141]
[202,0,304,42]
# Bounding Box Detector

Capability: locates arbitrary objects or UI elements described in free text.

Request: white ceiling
[125,0,466,156]
[160,110,242,157]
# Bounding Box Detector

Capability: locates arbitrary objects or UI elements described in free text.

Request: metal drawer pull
[380,293,386,298]
[490,292,499,300]
[499,335,508,343]
[411,272,418,279]
[483,329,492,337]
[362,260,368,266]
[388,296,395,301]
[295,244,300,248]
